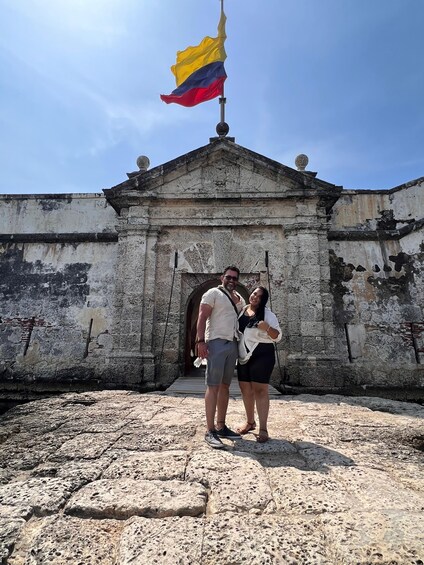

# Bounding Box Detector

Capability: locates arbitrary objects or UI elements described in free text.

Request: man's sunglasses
[223,275,238,281]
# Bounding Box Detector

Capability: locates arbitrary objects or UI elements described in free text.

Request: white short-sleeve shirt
[200,286,245,342]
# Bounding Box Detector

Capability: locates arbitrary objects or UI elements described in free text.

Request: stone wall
[0,192,116,234]
[330,178,424,231]
[0,194,118,390]
[0,142,423,395]
[328,178,424,389]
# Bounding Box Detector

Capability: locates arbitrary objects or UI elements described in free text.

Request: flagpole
[216,0,229,137]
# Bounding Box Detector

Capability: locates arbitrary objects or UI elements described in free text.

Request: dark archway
[183,278,250,375]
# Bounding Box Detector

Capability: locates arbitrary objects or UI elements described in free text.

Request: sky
[0,0,423,195]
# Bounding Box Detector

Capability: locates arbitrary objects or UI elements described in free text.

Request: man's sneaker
[216,425,242,440]
[205,430,225,449]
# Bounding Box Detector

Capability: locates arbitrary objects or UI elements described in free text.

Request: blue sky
[1,0,423,194]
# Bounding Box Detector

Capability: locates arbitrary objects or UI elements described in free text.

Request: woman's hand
[257,321,280,340]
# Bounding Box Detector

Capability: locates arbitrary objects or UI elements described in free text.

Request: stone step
[164,369,281,397]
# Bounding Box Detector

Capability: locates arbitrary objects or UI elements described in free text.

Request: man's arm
[196,303,213,358]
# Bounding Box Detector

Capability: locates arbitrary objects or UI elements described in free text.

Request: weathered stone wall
[0,194,118,389]
[330,178,424,230]
[328,178,424,389]
[0,143,423,394]
[0,193,116,234]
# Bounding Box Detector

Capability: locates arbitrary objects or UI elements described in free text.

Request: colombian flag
[160,8,227,107]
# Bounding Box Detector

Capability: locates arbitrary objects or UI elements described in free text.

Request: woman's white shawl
[238,306,282,365]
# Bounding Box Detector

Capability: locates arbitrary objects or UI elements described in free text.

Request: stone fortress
[0,137,423,396]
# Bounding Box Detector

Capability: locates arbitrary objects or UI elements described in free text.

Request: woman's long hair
[247,286,269,327]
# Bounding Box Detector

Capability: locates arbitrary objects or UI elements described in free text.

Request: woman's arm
[257,320,280,340]
[259,309,282,342]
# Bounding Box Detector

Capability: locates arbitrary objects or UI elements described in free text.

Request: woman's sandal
[236,421,256,435]
[257,429,269,443]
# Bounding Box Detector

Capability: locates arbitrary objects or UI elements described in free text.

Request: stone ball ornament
[295,154,309,171]
[136,155,150,172]
[216,121,230,137]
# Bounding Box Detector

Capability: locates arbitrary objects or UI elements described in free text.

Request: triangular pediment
[104,138,342,213]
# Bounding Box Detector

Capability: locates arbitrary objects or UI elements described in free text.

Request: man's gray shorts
[205,338,238,387]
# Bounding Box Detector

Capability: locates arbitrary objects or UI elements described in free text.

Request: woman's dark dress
[237,312,275,384]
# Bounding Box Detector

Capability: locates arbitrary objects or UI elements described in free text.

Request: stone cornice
[103,139,343,215]
[103,190,342,216]
[0,193,104,201]
[340,176,424,195]
[0,232,118,244]
[284,222,329,234]
[328,217,424,241]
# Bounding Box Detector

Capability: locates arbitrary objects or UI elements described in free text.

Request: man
[196,266,246,448]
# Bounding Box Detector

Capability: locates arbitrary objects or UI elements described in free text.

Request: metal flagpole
[216,0,229,137]
[220,85,226,124]
[220,0,225,122]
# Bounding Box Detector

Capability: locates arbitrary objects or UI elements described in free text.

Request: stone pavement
[0,390,423,564]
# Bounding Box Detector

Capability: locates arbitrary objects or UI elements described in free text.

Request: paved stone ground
[0,390,423,564]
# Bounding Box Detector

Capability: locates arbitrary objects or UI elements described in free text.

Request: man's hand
[231,291,240,303]
[197,341,209,359]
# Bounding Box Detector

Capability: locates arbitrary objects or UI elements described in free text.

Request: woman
[237,286,281,443]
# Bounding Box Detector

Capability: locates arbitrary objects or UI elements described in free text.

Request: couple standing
[196,265,281,449]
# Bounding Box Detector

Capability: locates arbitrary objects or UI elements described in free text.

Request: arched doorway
[183,278,250,375]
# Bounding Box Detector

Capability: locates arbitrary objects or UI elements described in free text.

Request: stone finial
[295,154,309,171]
[216,122,229,137]
[126,155,151,179]
[136,155,150,172]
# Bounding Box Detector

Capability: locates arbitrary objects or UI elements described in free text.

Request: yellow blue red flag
[160,7,227,107]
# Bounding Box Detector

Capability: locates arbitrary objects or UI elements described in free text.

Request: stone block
[65,479,207,520]
[302,336,325,354]
[299,265,320,279]
[118,516,204,564]
[285,252,299,267]
[301,321,325,337]
[14,516,121,565]
[302,279,321,293]
[301,304,323,322]
[288,336,302,352]
[287,321,300,335]
[102,451,187,481]
[0,477,75,515]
